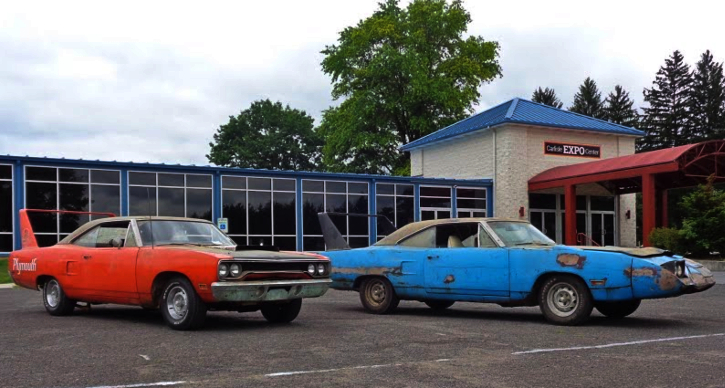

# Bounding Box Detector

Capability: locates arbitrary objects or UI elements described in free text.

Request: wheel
[43,278,76,316]
[359,277,399,314]
[261,299,303,323]
[538,275,593,325]
[424,300,455,310]
[160,277,207,330]
[595,299,641,319]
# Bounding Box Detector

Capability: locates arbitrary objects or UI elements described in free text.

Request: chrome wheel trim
[46,280,61,308]
[366,280,386,307]
[166,285,189,321]
[547,282,579,318]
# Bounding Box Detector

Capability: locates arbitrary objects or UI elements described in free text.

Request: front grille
[218,260,330,281]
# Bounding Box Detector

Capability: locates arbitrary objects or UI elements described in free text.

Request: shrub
[648,227,684,254]
[678,176,725,257]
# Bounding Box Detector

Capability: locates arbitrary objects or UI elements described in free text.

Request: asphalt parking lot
[1,278,724,388]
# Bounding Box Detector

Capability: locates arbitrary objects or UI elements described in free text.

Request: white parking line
[86,381,186,388]
[513,333,725,355]
[265,359,452,377]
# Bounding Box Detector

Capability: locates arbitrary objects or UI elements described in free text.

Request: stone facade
[410,123,640,246]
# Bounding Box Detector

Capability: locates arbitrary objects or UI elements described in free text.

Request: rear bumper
[211,279,332,302]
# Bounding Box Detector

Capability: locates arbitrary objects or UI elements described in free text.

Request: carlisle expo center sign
[544,141,601,159]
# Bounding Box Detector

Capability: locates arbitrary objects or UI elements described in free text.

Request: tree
[531,87,563,108]
[569,77,605,119]
[207,99,322,171]
[603,85,639,127]
[690,50,725,141]
[678,176,725,256]
[638,50,694,152]
[319,0,501,174]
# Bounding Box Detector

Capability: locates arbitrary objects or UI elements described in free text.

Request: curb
[695,260,725,272]
[0,283,16,289]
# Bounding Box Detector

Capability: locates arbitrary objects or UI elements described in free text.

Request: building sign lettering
[544,141,601,159]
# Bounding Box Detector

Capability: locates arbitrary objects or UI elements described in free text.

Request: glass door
[530,210,557,242]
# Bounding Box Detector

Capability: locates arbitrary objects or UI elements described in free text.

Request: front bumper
[211,279,332,302]
[681,260,716,294]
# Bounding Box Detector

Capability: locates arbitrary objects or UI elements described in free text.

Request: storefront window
[221,176,296,251]
[128,172,212,221]
[420,186,452,220]
[375,183,414,237]
[457,187,487,217]
[0,165,13,252]
[25,166,121,246]
[302,180,369,250]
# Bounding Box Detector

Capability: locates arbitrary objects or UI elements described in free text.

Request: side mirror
[110,237,123,248]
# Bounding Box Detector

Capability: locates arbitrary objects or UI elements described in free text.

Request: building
[402,98,644,247]
[0,156,491,254]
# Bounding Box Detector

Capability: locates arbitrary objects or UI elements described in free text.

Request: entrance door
[530,211,557,242]
[590,213,615,246]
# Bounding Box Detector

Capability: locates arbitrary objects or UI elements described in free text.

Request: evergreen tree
[690,50,725,141]
[604,85,639,127]
[638,50,694,152]
[531,87,563,108]
[569,77,605,119]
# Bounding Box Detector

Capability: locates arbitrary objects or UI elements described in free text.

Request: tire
[359,277,399,314]
[538,275,593,326]
[43,278,76,316]
[595,299,641,319]
[160,277,207,330]
[261,299,303,323]
[424,300,455,310]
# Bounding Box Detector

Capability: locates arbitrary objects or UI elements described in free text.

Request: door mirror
[110,237,124,248]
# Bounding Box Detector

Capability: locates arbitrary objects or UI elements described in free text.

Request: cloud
[0,0,723,165]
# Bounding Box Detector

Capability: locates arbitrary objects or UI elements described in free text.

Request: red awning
[529,140,725,192]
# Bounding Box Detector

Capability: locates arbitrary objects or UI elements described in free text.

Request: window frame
[24,165,121,245]
[455,186,488,218]
[0,163,13,252]
[127,171,213,220]
[375,182,415,238]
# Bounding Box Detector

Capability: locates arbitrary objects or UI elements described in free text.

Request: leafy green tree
[531,87,563,108]
[638,50,694,152]
[569,77,605,119]
[678,176,725,256]
[319,0,502,174]
[207,99,322,171]
[690,50,725,141]
[604,85,639,127]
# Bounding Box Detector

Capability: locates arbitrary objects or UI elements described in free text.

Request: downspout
[492,127,496,217]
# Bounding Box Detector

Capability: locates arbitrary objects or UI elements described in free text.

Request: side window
[398,227,436,248]
[435,223,479,248]
[74,227,100,247]
[479,229,498,248]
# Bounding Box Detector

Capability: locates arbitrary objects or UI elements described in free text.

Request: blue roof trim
[400,98,644,151]
[0,154,492,185]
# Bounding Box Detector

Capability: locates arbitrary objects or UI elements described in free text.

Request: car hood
[162,245,328,261]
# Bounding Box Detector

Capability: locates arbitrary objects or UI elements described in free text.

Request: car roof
[375,217,527,246]
[57,216,213,245]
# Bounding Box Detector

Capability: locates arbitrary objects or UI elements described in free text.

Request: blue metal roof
[400,98,644,151]
[0,154,492,185]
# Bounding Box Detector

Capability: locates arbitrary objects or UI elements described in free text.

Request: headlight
[230,263,241,277]
[307,264,316,275]
[218,264,229,278]
[317,263,326,275]
[675,261,685,277]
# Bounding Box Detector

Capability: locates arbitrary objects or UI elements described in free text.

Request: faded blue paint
[323,225,715,307]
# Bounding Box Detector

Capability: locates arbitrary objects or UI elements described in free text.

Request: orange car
[9,209,331,330]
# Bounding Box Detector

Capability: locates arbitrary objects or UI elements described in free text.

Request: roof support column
[642,173,656,246]
[660,189,668,228]
[564,184,577,245]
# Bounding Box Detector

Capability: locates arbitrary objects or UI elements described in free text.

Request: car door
[422,222,509,297]
[73,220,140,303]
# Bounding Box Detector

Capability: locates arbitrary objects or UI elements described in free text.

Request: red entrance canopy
[527,140,725,246]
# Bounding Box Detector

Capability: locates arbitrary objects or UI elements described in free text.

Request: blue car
[319,216,715,325]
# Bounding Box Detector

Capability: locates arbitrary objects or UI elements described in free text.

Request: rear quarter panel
[9,245,78,292]
[325,247,421,293]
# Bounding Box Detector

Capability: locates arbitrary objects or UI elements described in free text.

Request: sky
[1,0,723,165]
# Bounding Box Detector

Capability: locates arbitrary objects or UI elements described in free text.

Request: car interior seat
[447,235,464,248]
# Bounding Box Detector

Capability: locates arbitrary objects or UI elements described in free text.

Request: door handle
[83,255,92,260]
[427,255,439,260]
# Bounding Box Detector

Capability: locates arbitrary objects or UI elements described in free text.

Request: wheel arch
[352,274,391,290]
[151,271,192,307]
[531,271,590,301]
[35,274,55,290]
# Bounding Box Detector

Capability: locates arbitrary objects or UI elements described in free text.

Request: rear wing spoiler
[317,212,395,251]
[19,209,116,249]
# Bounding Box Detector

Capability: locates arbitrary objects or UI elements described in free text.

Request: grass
[0,256,10,284]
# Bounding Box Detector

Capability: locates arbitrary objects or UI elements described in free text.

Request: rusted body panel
[324,219,715,307]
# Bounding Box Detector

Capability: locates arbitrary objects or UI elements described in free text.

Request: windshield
[137,220,236,248]
[487,221,556,247]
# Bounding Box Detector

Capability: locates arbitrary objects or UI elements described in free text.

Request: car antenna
[147,187,155,249]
